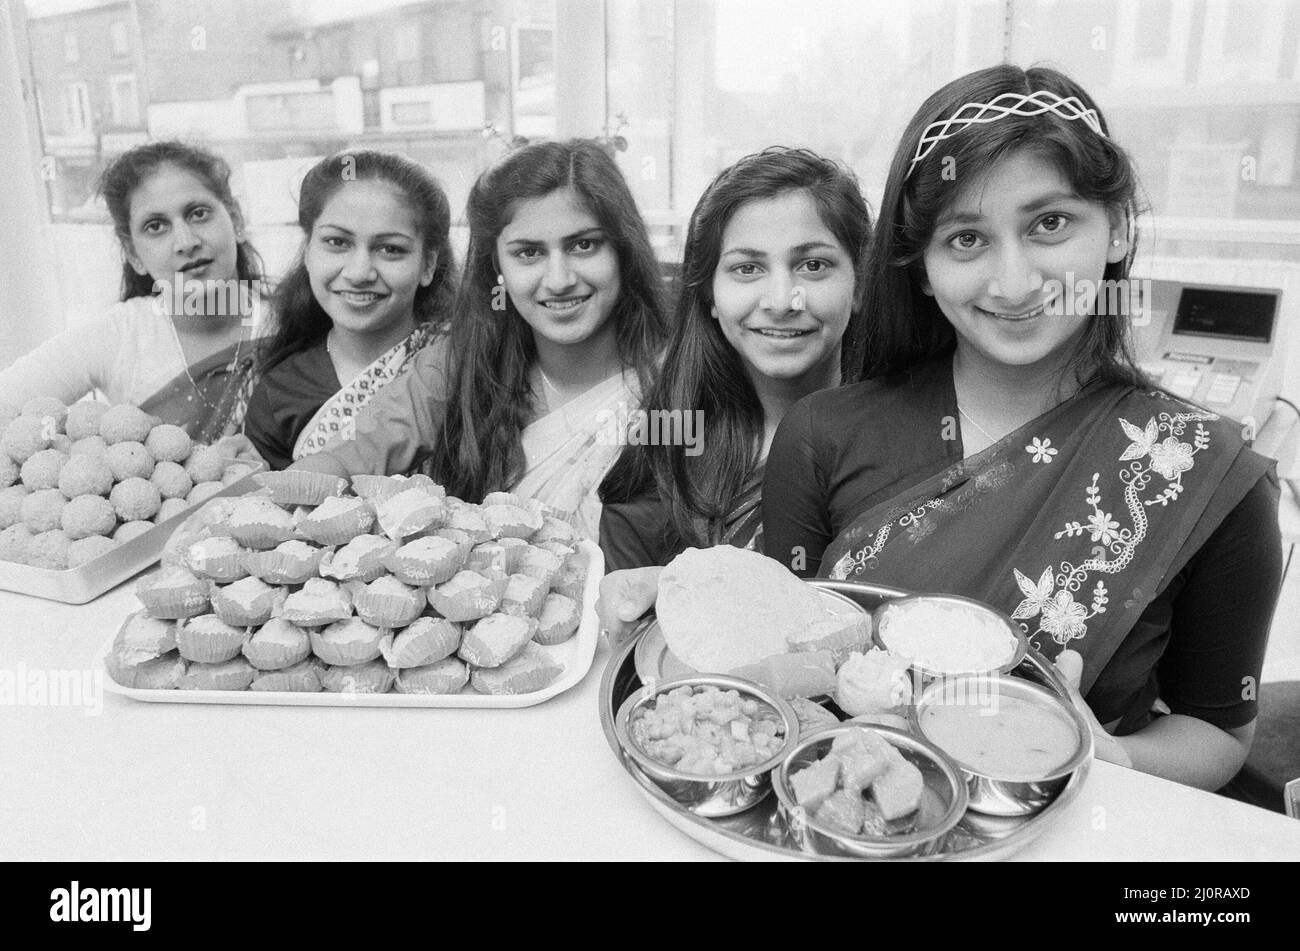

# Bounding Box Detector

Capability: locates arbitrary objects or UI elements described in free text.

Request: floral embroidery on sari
[1010,409,1217,650]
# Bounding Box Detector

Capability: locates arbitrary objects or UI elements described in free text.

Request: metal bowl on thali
[614,673,799,817]
[910,672,1094,817]
[600,579,1093,860]
[770,722,968,859]
[872,592,1028,687]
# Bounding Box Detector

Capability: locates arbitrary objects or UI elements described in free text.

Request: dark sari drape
[139,340,258,445]
[691,463,765,552]
[821,383,1272,695]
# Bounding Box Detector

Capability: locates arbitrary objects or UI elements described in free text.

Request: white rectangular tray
[101,540,604,709]
[0,465,264,604]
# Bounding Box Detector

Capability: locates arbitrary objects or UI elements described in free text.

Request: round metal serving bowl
[770,723,968,859]
[911,673,1094,816]
[873,593,1028,686]
[614,674,799,818]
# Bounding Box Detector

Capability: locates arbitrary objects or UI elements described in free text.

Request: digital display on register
[1173,287,1278,342]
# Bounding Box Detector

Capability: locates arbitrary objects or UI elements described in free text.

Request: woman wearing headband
[762,65,1281,790]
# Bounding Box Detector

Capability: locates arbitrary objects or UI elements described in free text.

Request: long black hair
[600,146,873,547]
[99,140,265,301]
[863,64,1148,387]
[259,149,456,373]
[426,139,668,501]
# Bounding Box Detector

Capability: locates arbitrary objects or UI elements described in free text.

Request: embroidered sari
[293,323,440,461]
[821,381,1272,696]
[515,372,639,540]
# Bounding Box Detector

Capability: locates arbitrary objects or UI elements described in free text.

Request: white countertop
[2,582,1298,862]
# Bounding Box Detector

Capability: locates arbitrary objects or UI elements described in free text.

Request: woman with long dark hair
[293,139,668,538]
[598,147,872,569]
[0,140,270,441]
[243,150,456,469]
[762,65,1281,790]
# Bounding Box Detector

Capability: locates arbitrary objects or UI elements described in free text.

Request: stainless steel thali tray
[599,579,1091,862]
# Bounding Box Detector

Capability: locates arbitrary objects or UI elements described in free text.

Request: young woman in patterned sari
[0,141,270,444]
[292,140,668,539]
[244,151,456,469]
[762,65,1282,790]
[598,148,872,570]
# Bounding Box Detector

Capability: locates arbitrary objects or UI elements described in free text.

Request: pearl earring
[496,273,504,285]
[1111,239,1121,248]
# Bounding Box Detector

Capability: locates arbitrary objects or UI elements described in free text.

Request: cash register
[1130,280,1283,432]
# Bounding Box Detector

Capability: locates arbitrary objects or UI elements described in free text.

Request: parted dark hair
[99,139,265,301]
[862,64,1148,387]
[600,146,873,548]
[259,149,457,373]
[426,139,668,501]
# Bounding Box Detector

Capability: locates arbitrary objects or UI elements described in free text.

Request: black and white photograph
[0,0,1297,895]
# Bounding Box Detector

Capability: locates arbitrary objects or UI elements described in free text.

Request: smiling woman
[291,139,668,538]
[762,64,1283,793]
[243,150,457,470]
[598,147,872,570]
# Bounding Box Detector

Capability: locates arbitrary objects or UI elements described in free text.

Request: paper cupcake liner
[177,657,256,691]
[470,644,562,696]
[531,516,578,547]
[250,657,325,692]
[309,620,385,666]
[296,506,375,547]
[210,585,283,629]
[353,589,424,629]
[533,593,580,646]
[394,657,469,695]
[136,570,211,620]
[444,509,491,543]
[432,528,475,560]
[378,617,461,668]
[515,547,562,588]
[106,647,186,690]
[551,557,588,601]
[500,574,546,619]
[184,547,249,583]
[499,538,528,572]
[317,544,392,582]
[240,546,324,585]
[176,616,248,664]
[117,610,179,656]
[458,613,536,668]
[383,543,463,587]
[427,572,507,623]
[254,470,348,507]
[465,543,509,579]
[241,621,312,671]
[536,539,576,560]
[375,491,446,540]
[138,589,210,620]
[350,474,409,506]
[320,659,395,694]
[228,519,296,551]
